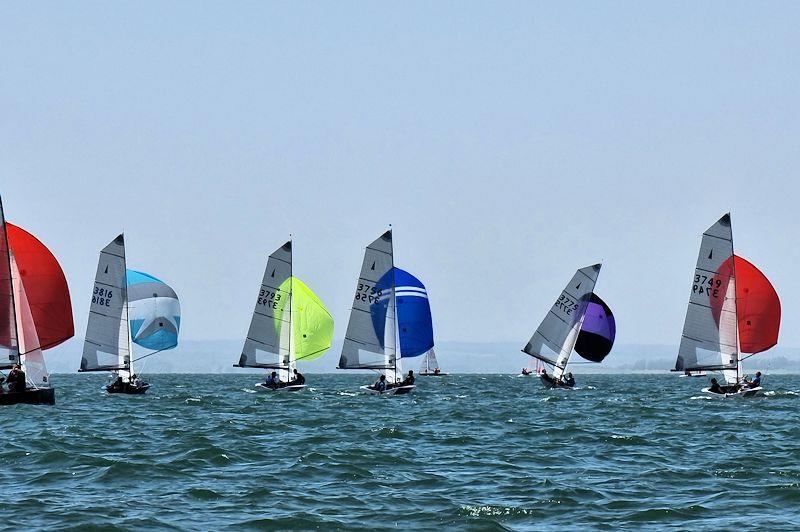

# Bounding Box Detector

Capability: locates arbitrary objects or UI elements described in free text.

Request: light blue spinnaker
[126,269,180,351]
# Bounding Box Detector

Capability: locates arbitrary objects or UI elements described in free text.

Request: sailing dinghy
[338,231,434,395]
[419,349,448,376]
[0,199,74,406]
[79,235,181,394]
[235,240,333,392]
[522,264,616,389]
[674,214,780,397]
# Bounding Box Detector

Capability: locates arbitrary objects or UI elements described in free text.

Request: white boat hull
[702,386,762,398]
[254,383,307,393]
[680,372,708,378]
[419,372,448,376]
[360,384,415,396]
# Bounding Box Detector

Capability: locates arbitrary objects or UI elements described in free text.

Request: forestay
[675,214,738,375]
[523,264,601,379]
[237,241,292,369]
[338,231,395,370]
[80,235,130,372]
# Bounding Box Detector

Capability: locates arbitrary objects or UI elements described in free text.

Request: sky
[2,1,799,366]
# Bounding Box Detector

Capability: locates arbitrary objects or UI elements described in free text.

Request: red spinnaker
[6,223,74,350]
[715,255,781,354]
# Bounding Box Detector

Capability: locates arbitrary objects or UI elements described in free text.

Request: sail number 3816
[92,286,113,307]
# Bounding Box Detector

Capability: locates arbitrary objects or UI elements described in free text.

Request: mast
[287,234,293,381]
[0,196,19,367]
[123,242,132,379]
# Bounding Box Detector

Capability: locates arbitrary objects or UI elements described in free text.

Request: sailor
[111,375,124,391]
[433,368,440,375]
[265,371,280,389]
[373,374,387,392]
[7,364,26,393]
[708,377,723,394]
[401,370,415,386]
[291,369,305,385]
[745,371,762,389]
[564,373,576,387]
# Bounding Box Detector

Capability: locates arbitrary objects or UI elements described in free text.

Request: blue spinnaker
[370,267,434,358]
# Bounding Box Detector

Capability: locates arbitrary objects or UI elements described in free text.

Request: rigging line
[130,347,168,364]
[738,352,760,362]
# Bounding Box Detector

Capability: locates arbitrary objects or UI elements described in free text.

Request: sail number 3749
[693,274,721,298]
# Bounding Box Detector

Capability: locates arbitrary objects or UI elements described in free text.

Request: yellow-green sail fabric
[277,276,334,362]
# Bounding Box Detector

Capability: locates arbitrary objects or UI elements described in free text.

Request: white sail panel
[523,264,601,378]
[338,231,395,370]
[675,214,738,375]
[237,241,292,369]
[420,349,440,373]
[80,235,130,372]
[13,255,49,388]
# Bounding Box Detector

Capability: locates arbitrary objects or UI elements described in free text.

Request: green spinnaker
[276,276,334,363]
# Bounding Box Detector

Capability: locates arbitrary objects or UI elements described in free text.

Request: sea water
[2,373,800,530]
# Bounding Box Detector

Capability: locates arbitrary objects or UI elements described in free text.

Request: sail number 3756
[355,283,383,304]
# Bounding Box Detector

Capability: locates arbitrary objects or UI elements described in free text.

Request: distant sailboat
[674,214,780,397]
[522,264,615,389]
[235,240,333,392]
[338,231,433,395]
[419,349,447,376]
[0,201,74,406]
[79,235,181,394]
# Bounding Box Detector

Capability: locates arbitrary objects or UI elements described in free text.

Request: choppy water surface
[2,373,800,530]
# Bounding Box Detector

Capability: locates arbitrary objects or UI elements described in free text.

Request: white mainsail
[12,254,49,388]
[420,349,440,373]
[675,214,740,384]
[338,231,397,375]
[237,241,293,381]
[523,264,601,380]
[80,234,132,380]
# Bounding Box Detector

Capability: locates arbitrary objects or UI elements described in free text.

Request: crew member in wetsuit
[291,369,305,385]
[265,371,280,389]
[708,377,723,394]
[745,371,762,389]
[7,364,25,393]
[564,372,576,387]
[110,375,124,392]
[400,370,415,386]
[372,374,387,392]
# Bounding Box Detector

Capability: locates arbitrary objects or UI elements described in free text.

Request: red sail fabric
[714,255,781,355]
[6,223,74,350]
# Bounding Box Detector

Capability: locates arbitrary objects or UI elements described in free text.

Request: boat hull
[0,387,55,405]
[255,383,307,393]
[360,384,415,396]
[107,382,150,395]
[419,372,448,376]
[540,374,575,390]
[702,385,762,398]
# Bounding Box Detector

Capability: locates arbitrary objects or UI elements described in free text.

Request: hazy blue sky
[2,2,799,362]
